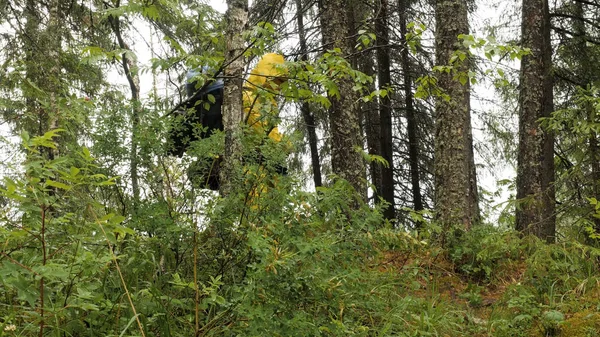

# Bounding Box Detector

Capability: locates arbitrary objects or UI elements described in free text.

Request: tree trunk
[399,0,424,219]
[434,0,479,232]
[46,0,61,140]
[375,0,396,220]
[351,0,382,200]
[319,0,367,200]
[571,0,600,234]
[25,0,63,160]
[108,7,142,206]
[516,0,555,242]
[361,52,383,200]
[24,0,42,138]
[220,0,248,196]
[295,0,322,188]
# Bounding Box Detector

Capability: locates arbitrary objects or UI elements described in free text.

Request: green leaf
[99,213,116,222]
[45,179,72,191]
[36,264,69,280]
[110,215,127,225]
[79,302,100,311]
[119,314,141,337]
[142,4,160,20]
[70,166,81,177]
[207,94,216,104]
[543,310,565,323]
[81,147,93,161]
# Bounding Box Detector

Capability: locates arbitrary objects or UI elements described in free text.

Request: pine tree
[399,0,424,219]
[434,0,479,233]
[516,0,555,242]
[375,0,396,219]
[318,0,367,199]
[295,0,323,188]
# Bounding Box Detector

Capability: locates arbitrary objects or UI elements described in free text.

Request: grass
[371,228,600,336]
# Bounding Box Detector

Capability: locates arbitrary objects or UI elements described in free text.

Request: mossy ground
[374,233,600,336]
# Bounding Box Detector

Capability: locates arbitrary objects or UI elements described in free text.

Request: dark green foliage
[3,132,600,336]
[230,182,380,336]
[488,238,600,337]
[449,225,522,281]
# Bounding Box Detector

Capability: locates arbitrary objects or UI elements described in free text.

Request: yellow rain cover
[243,53,286,143]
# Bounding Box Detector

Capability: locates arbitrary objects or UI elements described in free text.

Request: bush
[449,225,522,281]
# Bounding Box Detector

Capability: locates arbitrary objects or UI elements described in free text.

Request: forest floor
[378,241,600,337]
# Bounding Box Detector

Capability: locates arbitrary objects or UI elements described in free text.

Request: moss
[559,311,600,337]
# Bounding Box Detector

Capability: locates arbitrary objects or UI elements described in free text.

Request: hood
[246,53,286,89]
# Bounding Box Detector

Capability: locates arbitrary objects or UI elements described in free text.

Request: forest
[1,0,600,335]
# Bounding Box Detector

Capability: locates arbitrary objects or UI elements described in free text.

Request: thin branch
[572,0,600,8]
[552,25,600,45]
[551,12,600,32]
[0,251,41,276]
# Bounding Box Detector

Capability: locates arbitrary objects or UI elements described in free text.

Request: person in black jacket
[167,54,288,191]
[168,69,224,157]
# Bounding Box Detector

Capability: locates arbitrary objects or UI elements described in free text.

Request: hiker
[167,53,288,190]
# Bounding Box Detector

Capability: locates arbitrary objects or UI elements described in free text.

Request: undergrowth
[1,133,600,336]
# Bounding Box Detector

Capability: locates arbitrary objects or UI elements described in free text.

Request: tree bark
[375,0,396,220]
[319,0,367,200]
[296,0,322,188]
[361,52,383,200]
[399,0,424,219]
[350,0,382,200]
[108,6,142,206]
[220,0,248,196]
[516,0,555,242]
[571,0,600,234]
[24,0,42,138]
[434,0,479,232]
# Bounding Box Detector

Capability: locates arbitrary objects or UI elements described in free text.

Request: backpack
[167,75,224,157]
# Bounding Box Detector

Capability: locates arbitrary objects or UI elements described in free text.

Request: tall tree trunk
[516,0,555,242]
[220,0,248,196]
[296,0,322,188]
[375,0,396,220]
[353,0,382,201]
[590,128,600,231]
[361,51,383,200]
[571,0,599,234]
[398,0,424,218]
[108,6,142,206]
[351,0,382,199]
[25,0,63,160]
[319,0,367,200]
[24,0,41,138]
[46,0,61,144]
[434,0,479,232]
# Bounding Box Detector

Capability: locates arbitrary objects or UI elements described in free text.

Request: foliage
[2,132,600,336]
[2,1,600,337]
[449,225,522,281]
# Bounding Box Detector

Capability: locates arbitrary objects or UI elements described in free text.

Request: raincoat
[173,53,288,191]
[240,53,289,202]
[242,53,286,144]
